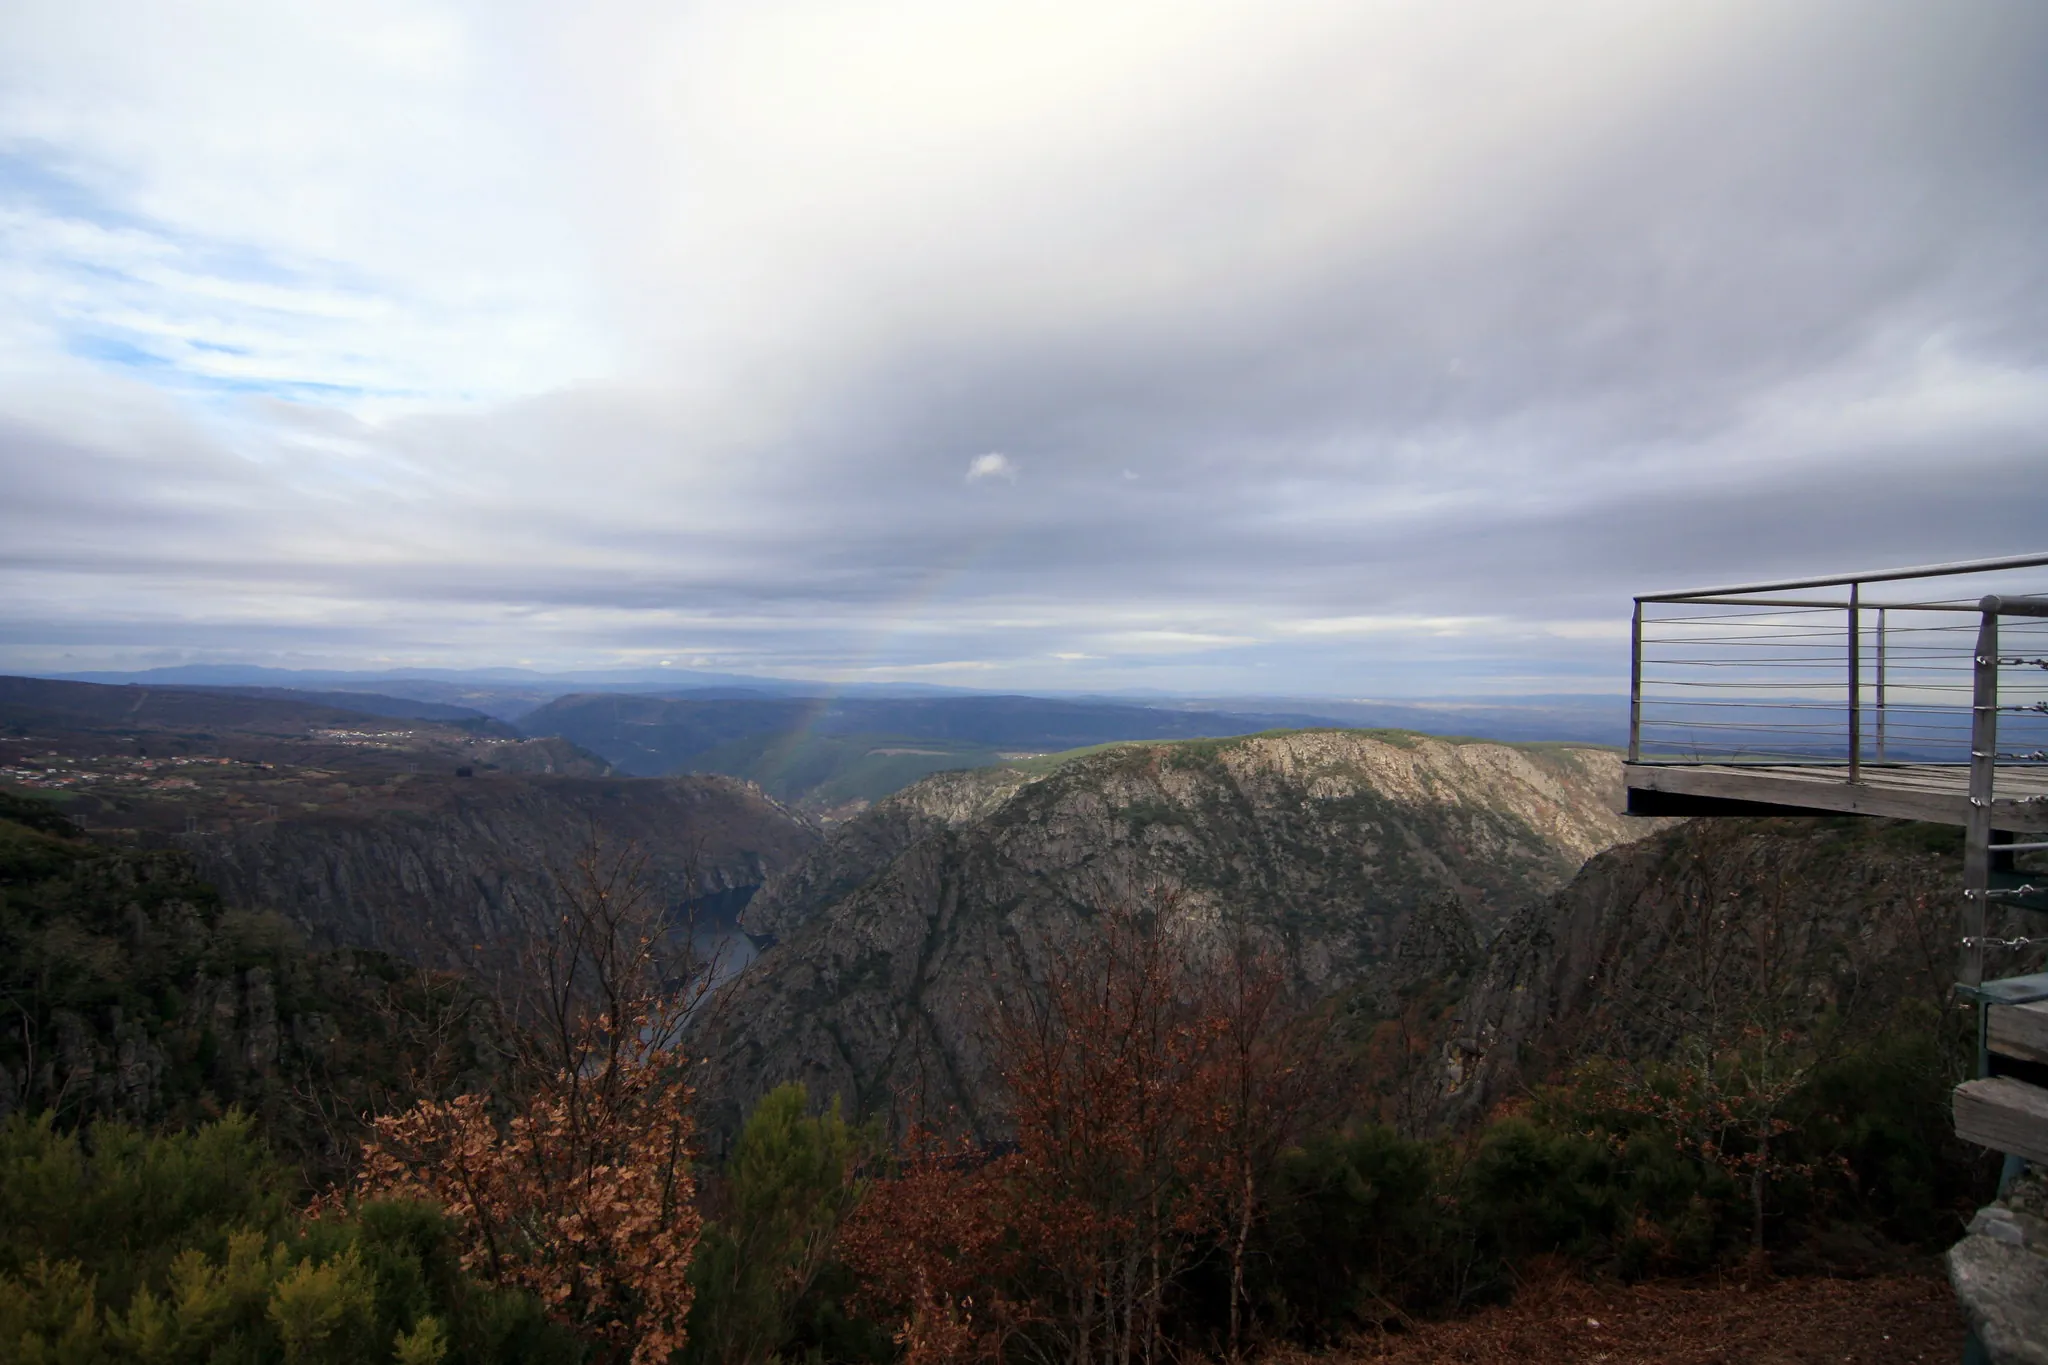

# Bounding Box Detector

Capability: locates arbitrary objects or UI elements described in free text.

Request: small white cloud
[966,452,1017,482]
[866,659,1001,673]
[1121,468,1139,481]
[1539,620,1630,641]
[1283,615,1493,638]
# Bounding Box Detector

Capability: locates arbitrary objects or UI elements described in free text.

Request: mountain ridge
[690,728,1648,1145]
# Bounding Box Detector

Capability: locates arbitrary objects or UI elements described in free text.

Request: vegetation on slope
[686,731,1005,810]
[0,791,504,1177]
[515,693,1340,802]
[0,1114,579,1364]
[0,773,2005,1364]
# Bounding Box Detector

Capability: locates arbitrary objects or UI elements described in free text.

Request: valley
[0,671,2015,1363]
[0,676,820,970]
[691,729,1651,1143]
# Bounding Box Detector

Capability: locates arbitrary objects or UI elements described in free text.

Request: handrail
[1622,556,2048,1123]
[1637,551,2048,603]
[1629,554,2048,773]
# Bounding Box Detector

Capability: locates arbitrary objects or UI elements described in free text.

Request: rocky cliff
[189,774,820,964]
[693,729,1649,1144]
[738,765,1035,943]
[1422,816,2048,1126]
[4,676,821,978]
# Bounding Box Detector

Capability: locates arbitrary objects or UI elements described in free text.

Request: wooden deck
[1624,762,2048,830]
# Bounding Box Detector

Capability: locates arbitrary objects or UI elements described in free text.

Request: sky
[1,1,2045,697]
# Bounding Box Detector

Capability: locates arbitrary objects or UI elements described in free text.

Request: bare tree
[360,831,719,1364]
[1203,913,1342,1364]
[844,888,1343,1365]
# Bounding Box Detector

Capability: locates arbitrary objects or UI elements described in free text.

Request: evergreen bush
[0,1113,575,1365]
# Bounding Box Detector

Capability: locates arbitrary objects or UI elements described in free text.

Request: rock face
[739,767,1035,944]
[1951,1167,2048,1365]
[1422,817,2048,1126]
[190,774,819,963]
[694,730,1648,1145]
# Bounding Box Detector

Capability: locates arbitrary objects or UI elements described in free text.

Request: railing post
[1963,606,1999,990]
[1629,599,1643,763]
[1847,581,1861,781]
[1875,607,1887,762]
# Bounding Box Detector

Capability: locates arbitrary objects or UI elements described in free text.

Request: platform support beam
[1848,582,1862,782]
[1964,609,1999,991]
[1628,599,1642,765]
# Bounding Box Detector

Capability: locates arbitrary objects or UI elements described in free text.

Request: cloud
[1284,616,1492,639]
[965,452,1016,483]
[0,1,2044,695]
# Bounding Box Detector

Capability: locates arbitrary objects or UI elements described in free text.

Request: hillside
[0,676,822,969]
[691,728,1645,1143]
[0,674,607,775]
[1419,815,2048,1129]
[188,774,820,966]
[185,684,508,725]
[681,729,1008,812]
[0,792,500,1173]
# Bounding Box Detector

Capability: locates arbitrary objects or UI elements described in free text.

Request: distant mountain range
[43,664,977,721]
[13,668,1629,809]
[34,665,1628,737]
[517,691,1346,784]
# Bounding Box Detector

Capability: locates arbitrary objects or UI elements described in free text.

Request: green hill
[687,730,1004,807]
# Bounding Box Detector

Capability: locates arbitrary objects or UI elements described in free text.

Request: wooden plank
[1981,973,2048,1006]
[1954,1077,2048,1164]
[1733,764,2048,801]
[1757,765,2048,799]
[1628,764,1968,825]
[1989,1001,2048,1066]
[1623,763,2048,830]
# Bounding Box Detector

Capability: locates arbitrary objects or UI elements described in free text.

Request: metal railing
[1961,593,2048,993]
[1629,552,2048,772]
[1626,552,2048,1001]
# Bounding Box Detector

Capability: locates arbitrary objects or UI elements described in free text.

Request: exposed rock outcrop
[189,774,819,963]
[1424,818,2047,1126]
[1951,1167,2048,1364]
[694,730,1650,1145]
[740,766,1035,943]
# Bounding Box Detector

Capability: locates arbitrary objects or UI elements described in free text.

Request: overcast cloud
[1,0,2044,694]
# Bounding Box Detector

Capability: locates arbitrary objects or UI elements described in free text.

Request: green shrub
[0,1112,577,1365]
[1259,1126,1457,1335]
[687,1083,874,1365]
[1464,1119,1621,1259]
[1779,1010,1986,1246]
[0,1112,291,1309]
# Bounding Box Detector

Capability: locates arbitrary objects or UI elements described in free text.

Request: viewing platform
[1621,551,2048,985]
[1626,761,2048,830]
[1620,552,2048,1205]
